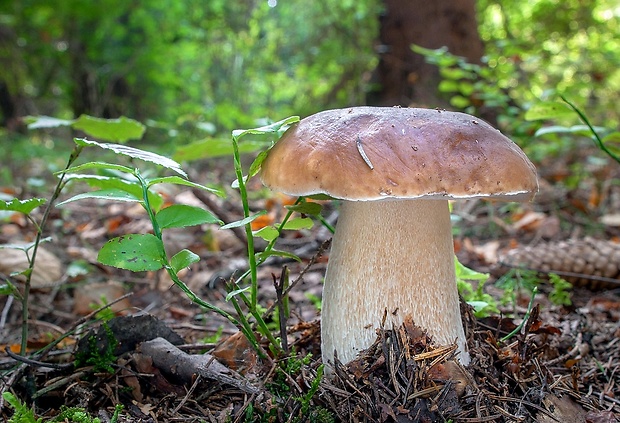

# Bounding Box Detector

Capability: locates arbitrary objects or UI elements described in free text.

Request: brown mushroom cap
[260,107,538,201]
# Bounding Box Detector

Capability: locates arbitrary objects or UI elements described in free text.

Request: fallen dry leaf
[0,243,63,288]
[73,280,130,315]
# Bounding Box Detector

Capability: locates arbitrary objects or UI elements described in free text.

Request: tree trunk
[368,0,483,108]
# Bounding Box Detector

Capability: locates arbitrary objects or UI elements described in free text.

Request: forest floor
[1,141,619,422]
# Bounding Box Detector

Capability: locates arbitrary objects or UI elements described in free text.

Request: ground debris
[311,307,619,422]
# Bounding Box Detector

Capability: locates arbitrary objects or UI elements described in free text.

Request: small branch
[191,187,248,245]
[139,337,262,396]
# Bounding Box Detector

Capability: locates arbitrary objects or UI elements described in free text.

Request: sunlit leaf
[72,115,146,142]
[221,211,267,229]
[98,234,164,271]
[74,138,186,177]
[602,131,620,145]
[285,202,323,215]
[438,80,459,93]
[248,148,271,179]
[524,101,574,121]
[226,285,251,301]
[25,115,75,129]
[147,176,225,197]
[252,226,279,241]
[232,116,299,140]
[62,174,164,211]
[0,198,46,214]
[174,138,267,161]
[170,249,200,274]
[449,95,470,109]
[455,257,489,282]
[60,161,134,175]
[281,217,313,230]
[535,125,605,138]
[156,204,222,229]
[57,189,141,206]
[255,249,301,262]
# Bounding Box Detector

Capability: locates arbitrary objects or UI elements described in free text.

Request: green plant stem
[228,281,282,353]
[561,95,620,164]
[500,286,537,343]
[134,169,264,356]
[317,213,335,234]
[231,135,259,309]
[20,145,84,355]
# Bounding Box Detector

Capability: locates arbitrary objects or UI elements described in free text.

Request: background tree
[367,0,483,108]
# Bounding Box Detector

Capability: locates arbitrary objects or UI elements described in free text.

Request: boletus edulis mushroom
[259,107,538,368]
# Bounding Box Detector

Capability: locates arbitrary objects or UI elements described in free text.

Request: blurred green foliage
[0,0,379,137]
[0,0,618,156]
[477,0,619,128]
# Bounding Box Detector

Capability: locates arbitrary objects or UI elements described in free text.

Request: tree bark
[368,0,484,108]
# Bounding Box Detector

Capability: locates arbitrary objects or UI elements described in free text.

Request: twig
[139,337,262,396]
[191,187,248,245]
[4,347,73,370]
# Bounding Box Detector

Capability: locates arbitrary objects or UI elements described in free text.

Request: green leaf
[247,148,271,179]
[0,198,46,214]
[602,131,620,145]
[62,174,164,211]
[0,282,17,295]
[535,125,606,138]
[455,257,489,282]
[449,95,470,109]
[147,176,225,197]
[602,133,620,158]
[75,138,187,177]
[174,138,267,162]
[438,80,459,93]
[256,249,301,262]
[156,204,222,229]
[285,202,323,215]
[281,217,313,230]
[170,249,200,274]
[439,67,473,80]
[253,226,279,241]
[232,116,299,140]
[60,161,135,175]
[467,300,492,314]
[98,234,165,271]
[57,189,141,206]
[226,285,251,301]
[0,238,51,252]
[25,115,75,129]
[72,115,146,142]
[220,211,267,229]
[524,101,574,121]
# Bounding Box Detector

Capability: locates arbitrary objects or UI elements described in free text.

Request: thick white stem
[321,199,469,368]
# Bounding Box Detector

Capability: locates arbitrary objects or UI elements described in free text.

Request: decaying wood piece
[499,237,620,289]
[138,337,261,396]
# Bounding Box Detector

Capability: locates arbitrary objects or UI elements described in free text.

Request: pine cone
[498,237,620,289]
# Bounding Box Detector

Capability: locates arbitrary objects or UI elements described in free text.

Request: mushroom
[259,107,538,367]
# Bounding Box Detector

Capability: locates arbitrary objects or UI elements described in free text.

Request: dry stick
[171,374,202,415]
[139,337,261,396]
[4,347,72,370]
[191,187,247,245]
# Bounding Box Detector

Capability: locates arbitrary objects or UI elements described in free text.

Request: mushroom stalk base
[321,199,469,368]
